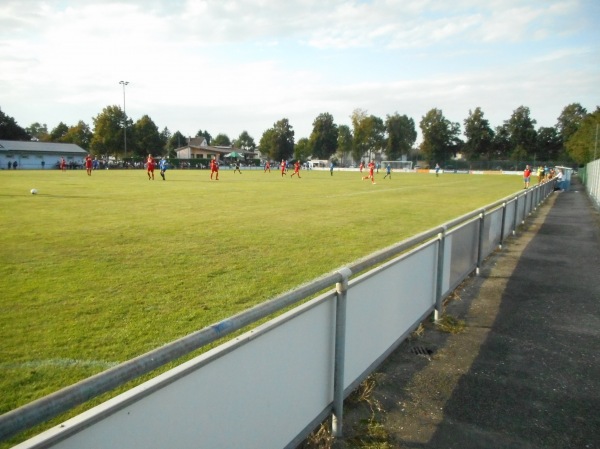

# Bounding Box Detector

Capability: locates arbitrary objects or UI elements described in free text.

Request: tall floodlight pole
[119,81,129,159]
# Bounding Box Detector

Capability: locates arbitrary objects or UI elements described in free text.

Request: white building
[0,140,87,170]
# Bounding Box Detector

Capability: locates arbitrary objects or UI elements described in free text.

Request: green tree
[25,122,48,141]
[235,130,256,152]
[463,107,494,160]
[309,112,338,159]
[385,113,416,161]
[62,121,93,150]
[536,126,562,162]
[556,103,587,144]
[294,137,311,161]
[212,133,231,146]
[367,115,386,161]
[565,107,600,165]
[491,124,511,159]
[505,106,537,158]
[90,105,127,158]
[196,129,212,145]
[351,109,384,162]
[351,109,369,162]
[168,131,187,150]
[337,124,352,165]
[49,122,69,142]
[160,127,171,152]
[259,118,295,161]
[132,115,163,157]
[0,108,30,140]
[419,108,461,164]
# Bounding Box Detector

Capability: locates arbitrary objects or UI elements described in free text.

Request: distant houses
[0,137,257,170]
[175,137,254,161]
[0,140,87,170]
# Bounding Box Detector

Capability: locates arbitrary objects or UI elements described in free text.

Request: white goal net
[382,161,413,171]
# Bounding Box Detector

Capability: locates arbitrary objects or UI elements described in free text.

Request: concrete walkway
[331,178,600,449]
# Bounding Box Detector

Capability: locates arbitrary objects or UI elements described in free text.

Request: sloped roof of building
[175,143,249,157]
[0,140,87,155]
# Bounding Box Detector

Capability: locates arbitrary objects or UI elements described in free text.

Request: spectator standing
[523,165,532,189]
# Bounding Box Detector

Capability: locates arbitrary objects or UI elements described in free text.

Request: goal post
[382,161,413,171]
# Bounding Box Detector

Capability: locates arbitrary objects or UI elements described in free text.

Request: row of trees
[1,103,598,166]
[257,104,598,166]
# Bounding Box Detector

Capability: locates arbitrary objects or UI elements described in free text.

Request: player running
[210,158,219,180]
[146,154,155,180]
[280,159,287,177]
[264,161,271,173]
[362,160,376,184]
[159,157,168,180]
[290,160,301,178]
[84,154,93,176]
[383,163,391,179]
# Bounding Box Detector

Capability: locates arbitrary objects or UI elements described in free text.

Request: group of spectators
[523,165,565,190]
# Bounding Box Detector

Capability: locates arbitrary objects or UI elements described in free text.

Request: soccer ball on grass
[30,189,38,195]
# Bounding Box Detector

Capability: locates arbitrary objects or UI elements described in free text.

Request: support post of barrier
[522,190,528,224]
[476,210,485,275]
[434,226,447,321]
[512,196,519,235]
[499,202,507,250]
[332,267,352,437]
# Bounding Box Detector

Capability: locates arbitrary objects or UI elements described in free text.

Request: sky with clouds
[1,0,599,145]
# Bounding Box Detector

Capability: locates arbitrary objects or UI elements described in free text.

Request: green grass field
[0,167,523,442]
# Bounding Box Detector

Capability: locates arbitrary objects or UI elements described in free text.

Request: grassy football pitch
[0,167,523,431]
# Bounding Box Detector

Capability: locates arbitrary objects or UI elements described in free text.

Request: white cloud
[0,0,598,142]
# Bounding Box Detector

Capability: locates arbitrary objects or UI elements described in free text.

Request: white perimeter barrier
[585,159,600,208]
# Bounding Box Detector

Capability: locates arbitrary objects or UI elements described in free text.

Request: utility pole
[119,81,129,159]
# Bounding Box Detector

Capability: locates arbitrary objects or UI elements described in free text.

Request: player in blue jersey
[159,157,168,180]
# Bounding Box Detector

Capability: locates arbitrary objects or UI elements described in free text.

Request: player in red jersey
[264,161,270,172]
[280,159,287,177]
[359,161,364,172]
[210,158,219,180]
[362,160,376,184]
[290,160,301,178]
[60,157,66,172]
[146,154,155,180]
[84,154,93,176]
